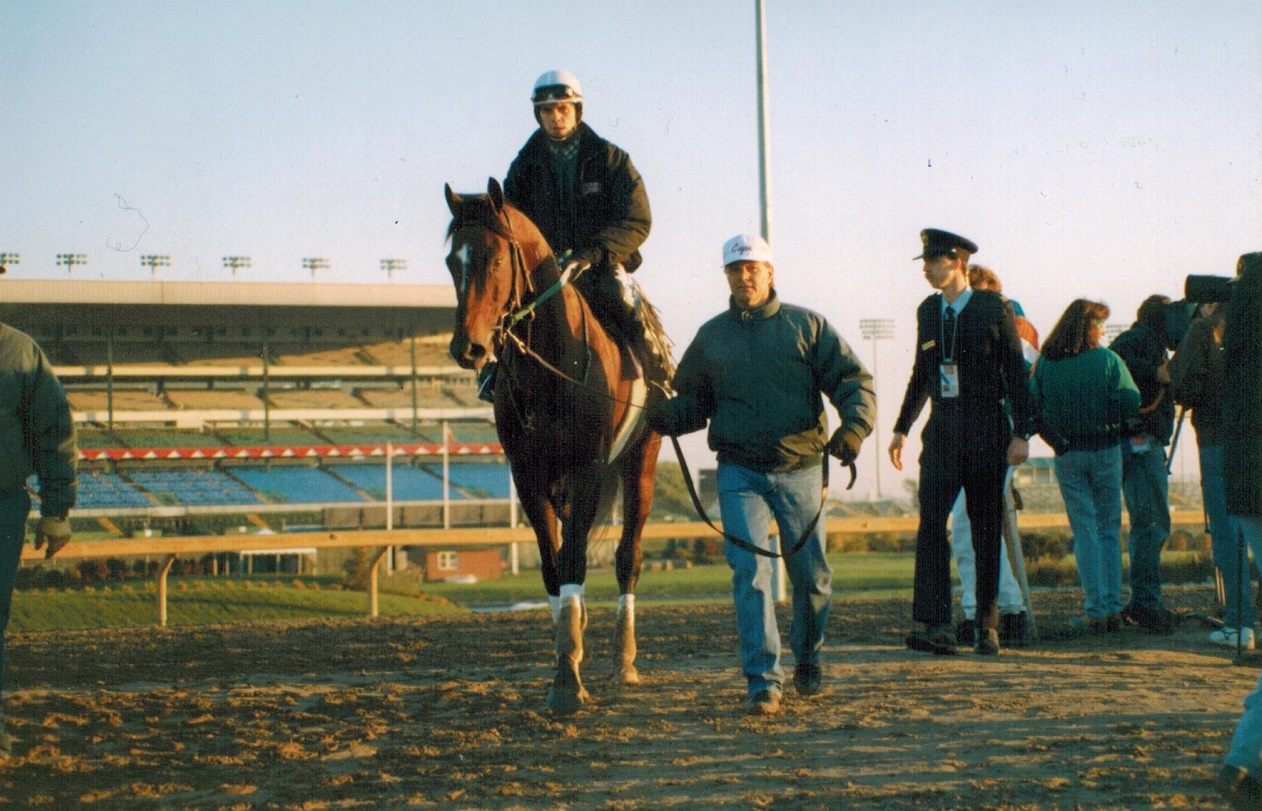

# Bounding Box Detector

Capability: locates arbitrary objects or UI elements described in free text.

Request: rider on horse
[478,69,673,402]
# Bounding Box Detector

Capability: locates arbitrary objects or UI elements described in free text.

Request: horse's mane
[445,193,521,244]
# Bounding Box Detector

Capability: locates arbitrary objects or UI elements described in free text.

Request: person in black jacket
[889,229,1032,656]
[1109,295,1178,633]
[478,69,670,401]
[1216,252,1262,810]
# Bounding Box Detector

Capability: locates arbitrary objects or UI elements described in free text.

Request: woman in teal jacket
[1031,300,1140,633]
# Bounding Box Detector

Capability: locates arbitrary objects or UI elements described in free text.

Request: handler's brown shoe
[746,689,781,716]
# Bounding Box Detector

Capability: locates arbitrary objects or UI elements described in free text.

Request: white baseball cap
[723,234,773,267]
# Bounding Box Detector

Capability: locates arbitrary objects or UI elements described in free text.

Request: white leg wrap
[617,593,635,615]
[549,594,562,625]
[560,583,583,605]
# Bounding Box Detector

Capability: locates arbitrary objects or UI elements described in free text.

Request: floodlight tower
[381,258,406,281]
[140,254,170,279]
[56,253,88,276]
[860,318,895,499]
[0,253,19,273]
[223,256,252,279]
[302,257,329,281]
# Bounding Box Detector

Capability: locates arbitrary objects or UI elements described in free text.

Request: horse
[444,178,662,715]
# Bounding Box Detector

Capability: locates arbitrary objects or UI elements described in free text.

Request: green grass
[9,583,463,631]
[417,552,917,607]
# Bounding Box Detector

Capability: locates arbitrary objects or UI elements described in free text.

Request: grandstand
[2,278,513,538]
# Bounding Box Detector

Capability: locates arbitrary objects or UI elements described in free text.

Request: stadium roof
[1,279,457,332]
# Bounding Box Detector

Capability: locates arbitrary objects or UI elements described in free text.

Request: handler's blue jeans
[1200,445,1251,629]
[718,462,831,698]
[0,489,31,699]
[1121,440,1170,612]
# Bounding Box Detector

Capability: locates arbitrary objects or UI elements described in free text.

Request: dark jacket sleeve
[1168,319,1212,408]
[585,147,651,271]
[646,331,711,438]
[998,298,1035,439]
[893,299,934,436]
[813,322,875,441]
[23,343,77,517]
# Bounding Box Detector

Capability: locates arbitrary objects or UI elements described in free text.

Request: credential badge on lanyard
[940,304,960,399]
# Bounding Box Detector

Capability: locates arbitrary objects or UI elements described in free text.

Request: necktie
[943,306,956,360]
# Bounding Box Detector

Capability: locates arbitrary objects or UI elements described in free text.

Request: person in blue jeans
[1031,299,1140,633]
[0,316,78,758]
[648,234,875,716]
[1170,305,1250,648]
[1109,295,1178,633]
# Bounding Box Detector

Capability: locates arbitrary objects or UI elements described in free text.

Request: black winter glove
[826,428,862,466]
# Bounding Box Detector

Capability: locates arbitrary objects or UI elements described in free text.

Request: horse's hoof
[613,666,640,685]
[546,684,589,715]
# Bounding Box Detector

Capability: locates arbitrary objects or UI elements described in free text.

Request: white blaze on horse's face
[454,243,472,294]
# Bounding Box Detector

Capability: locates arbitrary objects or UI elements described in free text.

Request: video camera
[1157,273,1243,351]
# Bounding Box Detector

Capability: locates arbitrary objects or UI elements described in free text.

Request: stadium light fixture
[0,253,18,274]
[859,318,895,499]
[303,257,329,281]
[380,258,406,281]
[56,253,88,276]
[140,254,170,279]
[223,255,252,279]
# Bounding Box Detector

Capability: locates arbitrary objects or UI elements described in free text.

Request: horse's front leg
[545,467,605,715]
[510,467,562,617]
[611,432,661,685]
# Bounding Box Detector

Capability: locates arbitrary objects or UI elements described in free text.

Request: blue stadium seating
[327,463,456,501]
[435,461,512,499]
[77,471,154,509]
[231,466,368,504]
[125,468,265,506]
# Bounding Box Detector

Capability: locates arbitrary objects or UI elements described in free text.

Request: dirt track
[0,584,1255,810]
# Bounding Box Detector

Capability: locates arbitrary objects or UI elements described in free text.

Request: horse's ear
[487,178,504,212]
[444,183,461,216]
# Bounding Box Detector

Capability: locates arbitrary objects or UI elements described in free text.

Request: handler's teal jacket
[648,291,875,473]
[0,324,76,516]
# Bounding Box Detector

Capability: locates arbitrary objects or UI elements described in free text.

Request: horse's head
[443,178,525,370]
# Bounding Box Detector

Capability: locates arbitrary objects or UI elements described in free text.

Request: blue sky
[4,1,1259,496]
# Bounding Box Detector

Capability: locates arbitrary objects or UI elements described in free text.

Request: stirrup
[477,363,497,403]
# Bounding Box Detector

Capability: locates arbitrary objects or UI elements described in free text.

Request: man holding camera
[1109,295,1178,633]
[1217,252,1262,810]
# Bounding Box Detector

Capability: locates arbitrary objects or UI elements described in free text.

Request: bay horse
[444,178,662,715]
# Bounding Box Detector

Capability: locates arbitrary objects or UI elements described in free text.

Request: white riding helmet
[532,70,583,105]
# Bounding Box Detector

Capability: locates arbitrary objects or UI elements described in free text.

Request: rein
[669,435,857,560]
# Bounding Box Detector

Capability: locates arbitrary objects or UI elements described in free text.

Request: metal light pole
[860,318,895,500]
[223,256,252,279]
[303,257,329,281]
[756,0,773,243]
[0,253,19,274]
[140,254,170,279]
[381,258,406,281]
[56,253,88,276]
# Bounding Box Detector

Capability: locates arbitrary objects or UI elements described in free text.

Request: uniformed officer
[889,229,1033,656]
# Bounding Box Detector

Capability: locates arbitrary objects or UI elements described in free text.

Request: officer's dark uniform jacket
[503,122,650,274]
[1223,255,1262,517]
[893,289,1033,444]
[647,291,875,474]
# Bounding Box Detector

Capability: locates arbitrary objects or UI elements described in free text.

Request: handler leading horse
[444,179,662,715]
